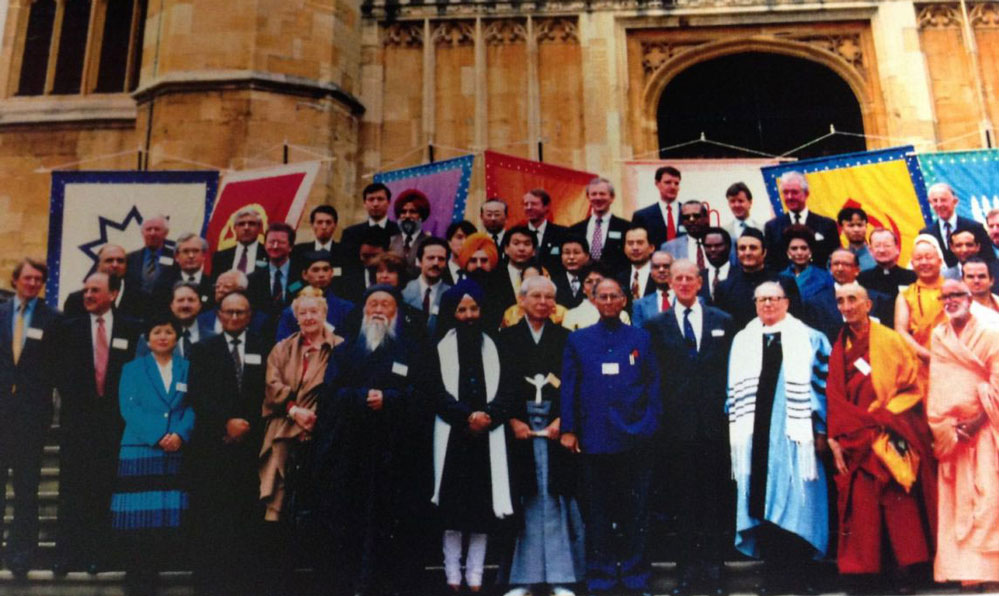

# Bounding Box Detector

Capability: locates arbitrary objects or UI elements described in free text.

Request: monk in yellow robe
[896,234,946,387]
[928,279,999,586]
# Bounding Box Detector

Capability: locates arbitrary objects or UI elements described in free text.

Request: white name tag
[244,353,261,365]
[392,362,409,377]
[550,247,560,255]
[158,255,174,266]
[853,357,872,376]
[112,338,129,350]
[333,267,342,277]
[26,328,43,340]
[602,362,619,375]
[288,281,304,294]
[608,231,622,240]
[711,329,725,337]
[814,232,825,241]
[175,382,187,392]
[431,305,439,316]
[256,259,269,267]
[201,295,209,302]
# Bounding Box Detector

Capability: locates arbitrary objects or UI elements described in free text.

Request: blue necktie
[683,307,697,356]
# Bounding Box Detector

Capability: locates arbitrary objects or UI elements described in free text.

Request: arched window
[15,0,146,96]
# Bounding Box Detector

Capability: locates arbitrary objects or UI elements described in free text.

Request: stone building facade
[0,0,994,280]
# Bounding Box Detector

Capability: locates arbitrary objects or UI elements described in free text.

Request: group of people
[1,167,997,596]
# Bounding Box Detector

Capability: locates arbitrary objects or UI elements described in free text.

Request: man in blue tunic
[727,281,831,595]
[561,277,661,595]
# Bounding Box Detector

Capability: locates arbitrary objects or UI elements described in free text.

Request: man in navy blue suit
[274,250,355,341]
[644,260,734,596]
[632,165,683,249]
[764,171,840,271]
[0,259,60,578]
[921,181,997,268]
[561,277,660,595]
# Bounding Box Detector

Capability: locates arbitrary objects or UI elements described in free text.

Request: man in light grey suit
[630,251,674,329]
[402,237,451,336]
[661,201,710,270]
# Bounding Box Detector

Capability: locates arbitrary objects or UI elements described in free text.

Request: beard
[361,313,397,353]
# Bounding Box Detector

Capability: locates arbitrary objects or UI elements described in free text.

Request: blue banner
[916,149,999,225]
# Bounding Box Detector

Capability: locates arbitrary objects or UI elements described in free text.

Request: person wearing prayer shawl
[312,284,434,596]
[428,279,515,593]
[895,234,947,387]
[927,279,999,588]
[826,282,936,594]
[726,281,831,595]
[498,275,583,596]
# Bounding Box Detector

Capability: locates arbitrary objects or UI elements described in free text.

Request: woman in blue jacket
[110,314,195,590]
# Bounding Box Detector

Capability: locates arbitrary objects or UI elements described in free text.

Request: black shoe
[51,561,69,579]
[10,564,29,581]
[86,562,100,576]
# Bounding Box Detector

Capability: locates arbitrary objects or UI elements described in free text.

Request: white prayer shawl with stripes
[728,314,817,483]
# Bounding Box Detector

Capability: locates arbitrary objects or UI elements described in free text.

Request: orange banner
[483,150,595,227]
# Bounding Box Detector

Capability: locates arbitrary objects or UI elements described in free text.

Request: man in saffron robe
[928,279,999,587]
[726,281,830,595]
[826,282,936,593]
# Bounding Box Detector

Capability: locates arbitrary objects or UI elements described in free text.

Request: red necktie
[632,270,640,300]
[666,203,676,241]
[697,241,705,269]
[660,291,668,312]
[94,316,109,397]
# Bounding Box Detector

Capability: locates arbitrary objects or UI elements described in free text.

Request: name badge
[608,231,622,240]
[853,357,872,376]
[392,362,409,377]
[26,328,43,340]
[814,232,825,241]
[602,362,619,375]
[550,247,560,255]
[288,280,304,294]
[175,382,187,392]
[545,372,561,388]
[711,329,725,337]
[244,353,261,365]
[255,259,269,267]
[158,255,174,266]
[431,305,439,316]
[112,338,129,350]
[333,267,342,277]
[201,295,209,302]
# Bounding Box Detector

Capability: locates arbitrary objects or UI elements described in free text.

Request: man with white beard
[313,285,435,596]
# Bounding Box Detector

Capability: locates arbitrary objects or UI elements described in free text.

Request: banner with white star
[46,171,218,310]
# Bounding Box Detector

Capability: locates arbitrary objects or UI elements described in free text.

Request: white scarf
[431,330,514,519]
[727,314,817,483]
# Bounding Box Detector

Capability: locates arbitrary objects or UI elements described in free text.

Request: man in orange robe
[928,279,999,587]
[827,283,936,593]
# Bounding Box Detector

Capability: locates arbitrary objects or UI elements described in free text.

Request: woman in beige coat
[260,288,344,521]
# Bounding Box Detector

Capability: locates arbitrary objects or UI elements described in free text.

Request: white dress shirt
[234,243,261,274]
[788,207,810,225]
[658,200,680,233]
[673,299,703,350]
[629,261,652,297]
[156,359,173,393]
[225,330,247,362]
[708,261,731,296]
[90,310,114,350]
[418,277,443,312]
[528,322,544,344]
[368,217,388,228]
[585,214,611,250]
[181,269,204,285]
[314,240,334,252]
[939,213,959,250]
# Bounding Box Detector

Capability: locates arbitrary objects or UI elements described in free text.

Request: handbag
[871,431,919,492]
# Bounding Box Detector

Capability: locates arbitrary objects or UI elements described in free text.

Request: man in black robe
[314,285,433,596]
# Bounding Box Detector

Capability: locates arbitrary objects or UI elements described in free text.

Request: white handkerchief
[26,328,43,340]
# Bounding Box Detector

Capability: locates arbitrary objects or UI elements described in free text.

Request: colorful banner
[46,171,218,309]
[483,150,595,227]
[205,162,320,273]
[761,146,931,265]
[915,149,999,224]
[373,154,475,238]
[622,159,780,227]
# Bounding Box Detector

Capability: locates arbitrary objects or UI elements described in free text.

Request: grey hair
[234,208,262,223]
[586,177,615,197]
[779,171,808,194]
[175,232,208,251]
[216,269,249,291]
[518,275,556,297]
[753,281,786,299]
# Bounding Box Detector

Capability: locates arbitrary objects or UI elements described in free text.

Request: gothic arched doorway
[657,52,865,159]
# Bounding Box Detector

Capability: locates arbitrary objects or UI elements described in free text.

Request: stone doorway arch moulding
[632,29,889,158]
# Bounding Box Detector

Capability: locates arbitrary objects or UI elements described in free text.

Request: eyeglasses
[680,214,702,221]
[754,296,787,304]
[594,293,624,301]
[220,309,250,317]
[939,292,971,301]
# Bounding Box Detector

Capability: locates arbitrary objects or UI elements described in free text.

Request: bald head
[835,281,871,328]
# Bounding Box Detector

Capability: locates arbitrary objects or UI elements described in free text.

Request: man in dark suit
[198,270,270,337]
[339,183,401,265]
[334,226,392,304]
[0,259,60,577]
[444,220,477,286]
[631,165,682,249]
[136,282,217,359]
[615,225,657,309]
[482,226,538,330]
[153,233,214,314]
[188,291,269,592]
[921,182,996,268]
[125,215,174,294]
[290,205,343,282]
[714,228,803,329]
[63,244,148,322]
[645,259,734,596]
[523,189,568,271]
[275,251,356,341]
[247,222,297,319]
[568,177,629,272]
[943,229,999,293]
[52,272,141,575]
[552,235,590,309]
[764,171,840,271]
[211,208,267,278]
[631,251,674,329]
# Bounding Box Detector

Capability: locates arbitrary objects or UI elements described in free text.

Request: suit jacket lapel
[143,355,171,406]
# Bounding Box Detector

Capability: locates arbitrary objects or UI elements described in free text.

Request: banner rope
[34,148,144,173]
[285,143,336,162]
